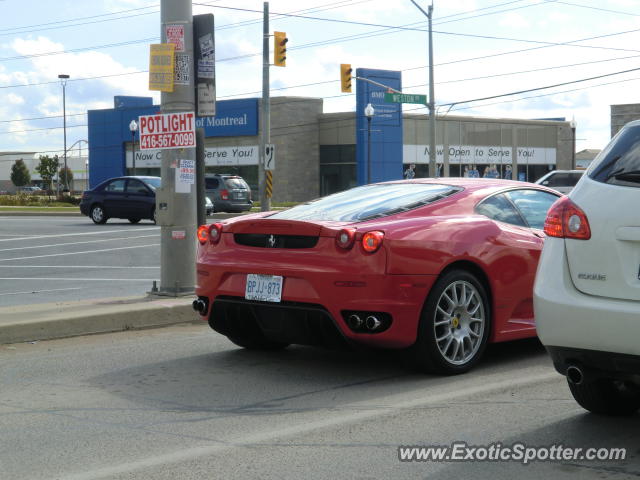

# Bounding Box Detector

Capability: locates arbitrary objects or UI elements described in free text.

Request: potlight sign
[139,112,196,150]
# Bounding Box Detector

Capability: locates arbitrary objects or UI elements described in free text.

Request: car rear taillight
[220,189,229,200]
[197,223,223,245]
[361,231,384,253]
[335,228,356,249]
[543,196,591,240]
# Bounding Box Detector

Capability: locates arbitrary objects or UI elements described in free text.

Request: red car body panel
[195,179,555,349]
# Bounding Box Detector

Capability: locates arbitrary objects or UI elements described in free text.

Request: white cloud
[499,13,530,29]
[6,93,24,105]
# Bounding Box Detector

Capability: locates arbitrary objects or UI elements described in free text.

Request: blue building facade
[87,96,259,188]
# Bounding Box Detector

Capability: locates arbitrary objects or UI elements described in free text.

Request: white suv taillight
[544,196,591,240]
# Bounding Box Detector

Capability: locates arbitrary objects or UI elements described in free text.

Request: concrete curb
[0,295,201,344]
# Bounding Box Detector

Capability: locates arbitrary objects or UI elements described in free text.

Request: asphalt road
[1,325,637,480]
[0,216,161,307]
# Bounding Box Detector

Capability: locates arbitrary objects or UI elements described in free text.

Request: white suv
[534,120,640,416]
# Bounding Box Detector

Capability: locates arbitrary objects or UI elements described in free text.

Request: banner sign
[138,112,196,150]
[148,44,175,92]
[403,144,557,165]
[127,145,259,167]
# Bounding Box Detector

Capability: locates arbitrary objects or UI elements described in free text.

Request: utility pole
[410,0,437,177]
[58,74,69,191]
[260,2,271,212]
[156,0,197,296]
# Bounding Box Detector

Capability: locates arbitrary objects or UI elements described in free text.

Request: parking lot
[0,216,160,307]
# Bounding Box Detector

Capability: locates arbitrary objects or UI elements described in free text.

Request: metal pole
[409,1,437,178]
[62,81,68,191]
[132,131,136,176]
[427,4,436,178]
[367,116,372,184]
[157,0,197,296]
[260,2,271,212]
[196,128,206,226]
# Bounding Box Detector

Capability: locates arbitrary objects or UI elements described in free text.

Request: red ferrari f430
[194,178,559,374]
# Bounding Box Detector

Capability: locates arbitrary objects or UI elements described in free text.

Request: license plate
[245,274,283,302]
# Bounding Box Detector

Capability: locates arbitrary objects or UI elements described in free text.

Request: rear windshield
[589,125,640,187]
[223,177,248,189]
[270,183,462,222]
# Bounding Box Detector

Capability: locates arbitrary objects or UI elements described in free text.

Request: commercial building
[85,69,574,202]
[0,151,89,193]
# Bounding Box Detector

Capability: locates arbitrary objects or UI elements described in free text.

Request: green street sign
[384,92,427,105]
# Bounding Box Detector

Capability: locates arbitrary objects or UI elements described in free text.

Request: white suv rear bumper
[534,237,640,356]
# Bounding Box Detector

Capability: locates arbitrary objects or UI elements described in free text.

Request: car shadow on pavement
[88,334,551,418]
[422,411,639,480]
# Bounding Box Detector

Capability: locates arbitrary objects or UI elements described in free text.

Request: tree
[35,155,59,192]
[10,159,31,187]
[59,166,74,192]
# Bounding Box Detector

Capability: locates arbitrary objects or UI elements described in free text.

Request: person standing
[404,163,416,179]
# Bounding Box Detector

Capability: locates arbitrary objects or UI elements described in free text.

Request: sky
[1,0,640,160]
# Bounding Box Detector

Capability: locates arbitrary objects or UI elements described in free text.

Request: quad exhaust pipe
[192,298,208,315]
[347,314,363,330]
[365,315,382,331]
[343,311,390,333]
[566,365,584,385]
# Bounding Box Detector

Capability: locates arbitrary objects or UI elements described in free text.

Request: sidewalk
[0,295,200,344]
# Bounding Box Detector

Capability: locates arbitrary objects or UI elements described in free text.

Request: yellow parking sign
[149,44,175,92]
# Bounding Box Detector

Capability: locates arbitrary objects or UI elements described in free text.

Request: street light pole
[570,117,577,169]
[129,120,138,176]
[58,74,70,192]
[410,1,437,178]
[365,103,374,184]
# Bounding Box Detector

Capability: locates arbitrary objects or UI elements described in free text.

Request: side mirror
[542,180,549,185]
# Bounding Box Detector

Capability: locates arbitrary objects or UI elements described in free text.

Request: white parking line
[0,287,83,296]
[0,265,159,269]
[0,235,157,252]
[0,227,159,243]
[0,244,161,262]
[0,277,156,282]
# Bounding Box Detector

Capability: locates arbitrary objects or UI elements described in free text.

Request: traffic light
[274,31,288,67]
[340,63,352,93]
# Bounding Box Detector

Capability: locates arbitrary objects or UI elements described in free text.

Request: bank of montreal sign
[404,145,557,165]
[127,145,259,168]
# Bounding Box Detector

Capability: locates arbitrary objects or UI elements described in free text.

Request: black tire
[227,335,289,351]
[568,378,640,416]
[409,269,491,375]
[128,218,141,224]
[152,208,157,225]
[90,204,107,224]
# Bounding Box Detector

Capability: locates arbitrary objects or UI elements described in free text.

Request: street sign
[194,14,216,117]
[148,44,175,92]
[264,144,275,171]
[384,92,427,105]
[138,112,196,150]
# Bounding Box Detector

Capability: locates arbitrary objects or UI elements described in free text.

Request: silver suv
[204,174,252,213]
[535,169,584,194]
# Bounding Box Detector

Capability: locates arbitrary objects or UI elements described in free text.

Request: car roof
[380,177,536,190]
[378,177,560,202]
